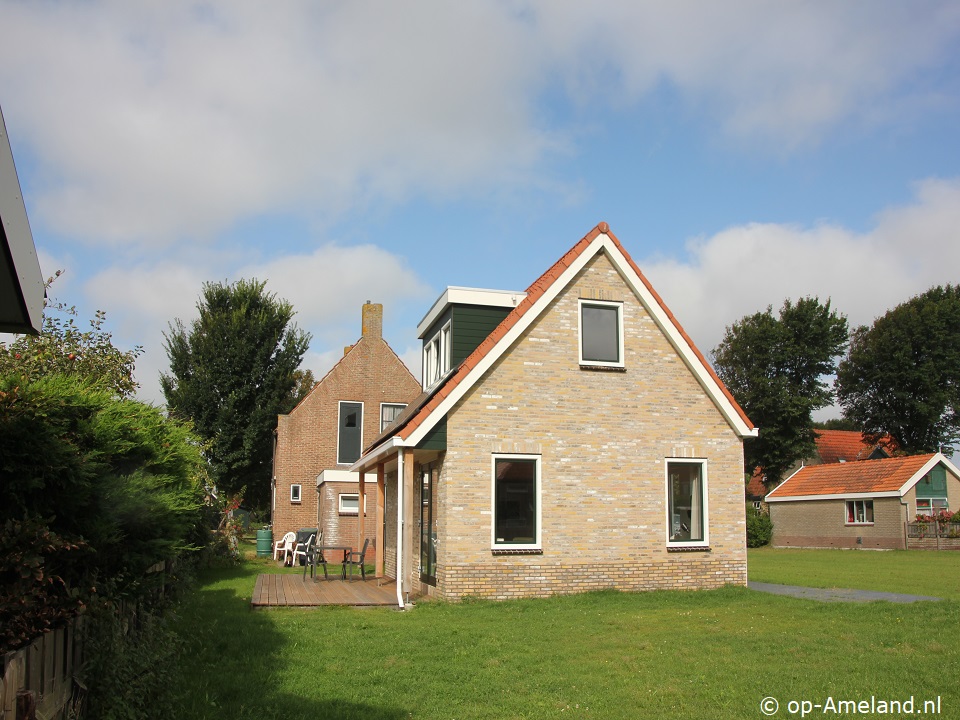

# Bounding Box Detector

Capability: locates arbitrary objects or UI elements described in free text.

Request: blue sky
[2,1,959,411]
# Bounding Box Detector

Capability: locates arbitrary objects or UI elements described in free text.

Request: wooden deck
[251,574,399,608]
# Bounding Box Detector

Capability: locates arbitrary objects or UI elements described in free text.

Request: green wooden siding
[916,465,948,498]
[450,305,511,365]
[421,304,511,366]
[419,416,447,451]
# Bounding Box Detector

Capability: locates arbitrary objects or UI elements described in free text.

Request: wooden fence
[0,617,85,720]
[906,521,960,550]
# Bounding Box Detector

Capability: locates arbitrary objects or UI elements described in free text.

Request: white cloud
[83,242,429,405]
[2,1,957,247]
[641,177,960,358]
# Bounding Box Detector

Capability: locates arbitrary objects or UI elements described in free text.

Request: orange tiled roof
[767,453,938,499]
[361,222,754,458]
[814,429,888,463]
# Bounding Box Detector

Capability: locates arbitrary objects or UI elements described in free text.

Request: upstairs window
[579,300,624,367]
[423,321,452,388]
[290,484,302,503]
[381,403,406,432]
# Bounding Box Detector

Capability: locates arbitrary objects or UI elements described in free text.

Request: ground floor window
[667,459,707,546]
[339,493,366,515]
[916,498,948,517]
[492,455,541,549]
[846,499,874,524]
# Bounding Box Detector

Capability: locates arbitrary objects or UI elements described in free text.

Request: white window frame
[664,458,709,548]
[380,402,407,433]
[916,498,947,517]
[422,320,452,389]
[578,299,625,368]
[290,484,302,503]
[490,453,542,551]
[845,499,874,525]
[336,400,364,465]
[338,493,366,515]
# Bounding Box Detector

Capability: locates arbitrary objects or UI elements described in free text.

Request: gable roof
[765,453,959,501]
[353,223,756,471]
[814,429,890,463]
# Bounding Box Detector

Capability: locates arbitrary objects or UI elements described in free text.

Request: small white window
[423,321,453,388]
[579,299,624,367]
[381,403,406,432]
[339,493,366,514]
[290,484,302,503]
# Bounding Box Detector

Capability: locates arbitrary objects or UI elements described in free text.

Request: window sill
[845,523,874,527]
[666,545,711,553]
[491,548,543,556]
[579,364,626,373]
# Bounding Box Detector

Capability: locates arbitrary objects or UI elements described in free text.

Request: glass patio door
[420,464,437,584]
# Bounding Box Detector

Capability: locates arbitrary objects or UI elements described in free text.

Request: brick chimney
[362,301,383,339]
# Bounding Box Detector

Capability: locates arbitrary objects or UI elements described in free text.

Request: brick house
[765,453,960,549]
[747,430,892,511]
[351,223,758,606]
[271,302,421,552]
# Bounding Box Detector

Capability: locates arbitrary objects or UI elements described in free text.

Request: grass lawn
[169,547,960,719]
[748,547,960,600]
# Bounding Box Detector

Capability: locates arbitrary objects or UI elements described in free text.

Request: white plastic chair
[292,532,317,567]
[273,531,296,563]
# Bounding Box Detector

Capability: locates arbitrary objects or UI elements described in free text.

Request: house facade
[351,223,757,606]
[271,302,421,550]
[766,453,960,550]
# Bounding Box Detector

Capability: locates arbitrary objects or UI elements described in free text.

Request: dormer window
[423,321,451,388]
[579,299,624,367]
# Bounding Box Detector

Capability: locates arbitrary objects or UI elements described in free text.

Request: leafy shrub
[746,504,773,547]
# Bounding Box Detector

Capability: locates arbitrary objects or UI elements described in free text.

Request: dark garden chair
[343,538,370,581]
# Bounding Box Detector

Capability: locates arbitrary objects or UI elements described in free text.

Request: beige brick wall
[272,333,421,543]
[769,497,907,550]
[419,252,748,600]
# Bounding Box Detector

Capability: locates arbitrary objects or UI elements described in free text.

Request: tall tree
[713,297,848,486]
[837,285,960,455]
[161,279,310,509]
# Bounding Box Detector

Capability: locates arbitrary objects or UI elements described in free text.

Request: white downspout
[396,449,405,609]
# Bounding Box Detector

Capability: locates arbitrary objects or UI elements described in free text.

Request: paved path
[748,581,941,603]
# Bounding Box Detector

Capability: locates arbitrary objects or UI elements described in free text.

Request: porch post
[375,462,385,577]
[402,447,415,599]
[357,469,365,554]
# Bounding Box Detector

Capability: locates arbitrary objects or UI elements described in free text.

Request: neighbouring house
[350,222,758,606]
[271,302,422,553]
[747,430,893,512]
[0,104,44,334]
[765,452,960,550]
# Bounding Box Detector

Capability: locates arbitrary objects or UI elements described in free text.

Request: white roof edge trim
[897,453,959,495]
[405,232,755,447]
[766,491,902,502]
[416,286,527,338]
[350,435,407,473]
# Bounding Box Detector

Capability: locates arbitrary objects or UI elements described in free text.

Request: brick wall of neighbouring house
[272,304,421,545]
[769,497,906,550]
[425,252,749,600]
[318,480,379,553]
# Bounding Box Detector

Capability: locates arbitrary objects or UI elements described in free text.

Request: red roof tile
[767,454,938,498]
[814,430,889,463]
